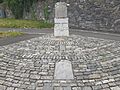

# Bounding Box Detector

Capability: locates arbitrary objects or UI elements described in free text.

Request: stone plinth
[54,60,74,80]
[54,18,69,36]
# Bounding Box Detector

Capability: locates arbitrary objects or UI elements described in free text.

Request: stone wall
[23,0,54,21]
[67,0,120,32]
[35,0,120,32]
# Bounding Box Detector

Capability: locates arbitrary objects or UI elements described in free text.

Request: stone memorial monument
[54,2,69,36]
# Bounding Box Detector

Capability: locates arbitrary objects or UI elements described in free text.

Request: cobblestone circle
[0,34,120,90]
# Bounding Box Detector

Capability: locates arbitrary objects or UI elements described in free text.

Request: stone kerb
[54,2,69,36]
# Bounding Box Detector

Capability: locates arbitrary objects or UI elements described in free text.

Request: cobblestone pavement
[0,34,120,90]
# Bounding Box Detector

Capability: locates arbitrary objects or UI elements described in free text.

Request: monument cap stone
[55,2,67,18]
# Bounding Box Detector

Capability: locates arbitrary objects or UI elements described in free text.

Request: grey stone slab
[6,87,14,90]
[63,87,71,90]
[0,85,6,90]
[54,87,63,90]
[15,88,24,90]
[111,86,120,90]
[72,87,82,90]
[54,87,71,90]
[83,86,92,90]
[60,45,66,51]
[43,83,53,90]
[54,60,74,79]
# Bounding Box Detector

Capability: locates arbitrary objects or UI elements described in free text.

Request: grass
[0,31,24,38]
[0,18,53,29]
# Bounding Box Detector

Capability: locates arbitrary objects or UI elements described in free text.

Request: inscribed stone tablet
[54,60,74,79]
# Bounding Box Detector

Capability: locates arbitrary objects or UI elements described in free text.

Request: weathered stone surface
[55,2,67,18]
[67,0,120,32]
[54,22,69,36]
[43,83,53,90]
[111,86,120,90]
[54,86,71,90]
[6,87,14,90]
[40,0,120,32]
[0,85,6,90]
[83,87,92,90]
[54,60,74,79]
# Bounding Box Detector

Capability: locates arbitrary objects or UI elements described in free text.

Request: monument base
[54,18,69,36]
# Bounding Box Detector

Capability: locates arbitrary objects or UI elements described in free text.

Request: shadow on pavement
[0,34,44,46]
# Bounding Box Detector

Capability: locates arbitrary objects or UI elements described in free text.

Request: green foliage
[4,0,37,19]
[0,0,3,3]
[0,31,24,37]
[44,3,49,21]
[5,0,23,19]
[0,18,53,29]
[31,3,37,20]
[43,0,51,21]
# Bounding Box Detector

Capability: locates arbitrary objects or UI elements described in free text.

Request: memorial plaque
[54,60,74,79]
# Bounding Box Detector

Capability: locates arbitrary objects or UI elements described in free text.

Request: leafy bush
[0,0,3,3]
[4,0,37,19]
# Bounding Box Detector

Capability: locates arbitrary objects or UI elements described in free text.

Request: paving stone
[0,79,4,84]
[101,84,109,88]
[63,86,71,90]
[15,88,24,90]
[3,81,13,86]
[36,87,43,90]
[43,83,53,90]
[30,74,40,80]
[89,74,101,79]
[83,86,92,90]
[0,34,120,89]
[54,86,71,90]
[27,83,36,90]
[6,87,14,90]
[111,86,120,90]
[102,88,111,90]
[92,85,102,90]
[20,73,29,78]
[0,85,7,90]
[54,87,63,90]
[72,87,82,90]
